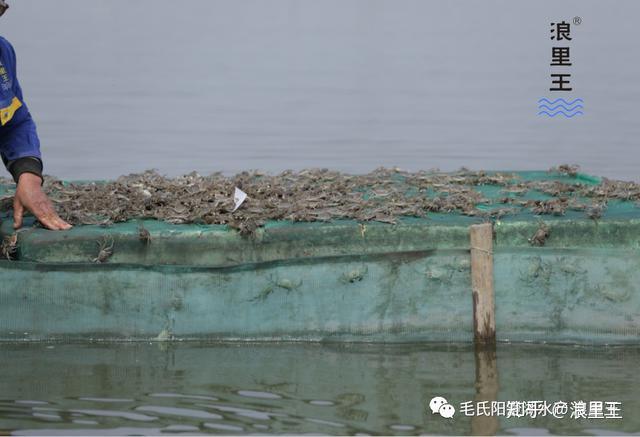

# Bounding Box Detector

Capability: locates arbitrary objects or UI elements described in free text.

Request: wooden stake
[469,223,496,344]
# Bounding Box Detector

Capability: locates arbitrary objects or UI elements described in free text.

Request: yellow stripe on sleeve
[0,96,23,126]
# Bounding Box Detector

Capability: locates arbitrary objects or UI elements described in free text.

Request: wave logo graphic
[537,98,584,118]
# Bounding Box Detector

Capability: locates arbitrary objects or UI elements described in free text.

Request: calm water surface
[2,0,640,180]
[0,343,638,435]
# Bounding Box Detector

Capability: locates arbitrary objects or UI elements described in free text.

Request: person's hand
[13,173,72,230]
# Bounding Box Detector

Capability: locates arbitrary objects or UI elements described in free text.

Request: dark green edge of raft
[1,170,638,268]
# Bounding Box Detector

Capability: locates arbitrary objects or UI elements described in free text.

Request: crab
[92,236,114,263]
[138,224,151,245]
[528,223,550,247]
[586,202,606,221]
[1,233,18,260]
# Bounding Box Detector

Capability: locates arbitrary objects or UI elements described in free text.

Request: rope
[470,246,493,255]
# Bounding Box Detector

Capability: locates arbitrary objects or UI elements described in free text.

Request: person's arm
[3,155,43,183]
[0,38,71,230]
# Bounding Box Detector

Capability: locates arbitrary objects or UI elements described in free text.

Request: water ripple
[135,405,222,420]
[149,392,219,401]
[198,403,282,421]
[69,408,158,422]
[78,397,134,403]
[204,422,245,432]
[237,389,282,399]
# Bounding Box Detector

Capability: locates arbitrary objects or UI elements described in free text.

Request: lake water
[1,343,639,435]
[2,0,640,180]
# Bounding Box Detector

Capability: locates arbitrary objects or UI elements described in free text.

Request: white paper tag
[232,187,248,212]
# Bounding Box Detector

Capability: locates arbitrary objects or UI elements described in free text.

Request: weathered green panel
[0,171,639,343]
[0,250,474,342]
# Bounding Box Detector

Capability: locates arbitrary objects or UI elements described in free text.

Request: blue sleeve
[0,37,42,163]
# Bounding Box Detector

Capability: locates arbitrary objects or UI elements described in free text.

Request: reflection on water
[472,345,499,436]
[0,343,638,435]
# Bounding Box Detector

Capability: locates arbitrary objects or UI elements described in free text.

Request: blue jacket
[0,36,42,182]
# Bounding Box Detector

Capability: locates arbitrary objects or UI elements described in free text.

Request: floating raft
[1,171,639,344]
